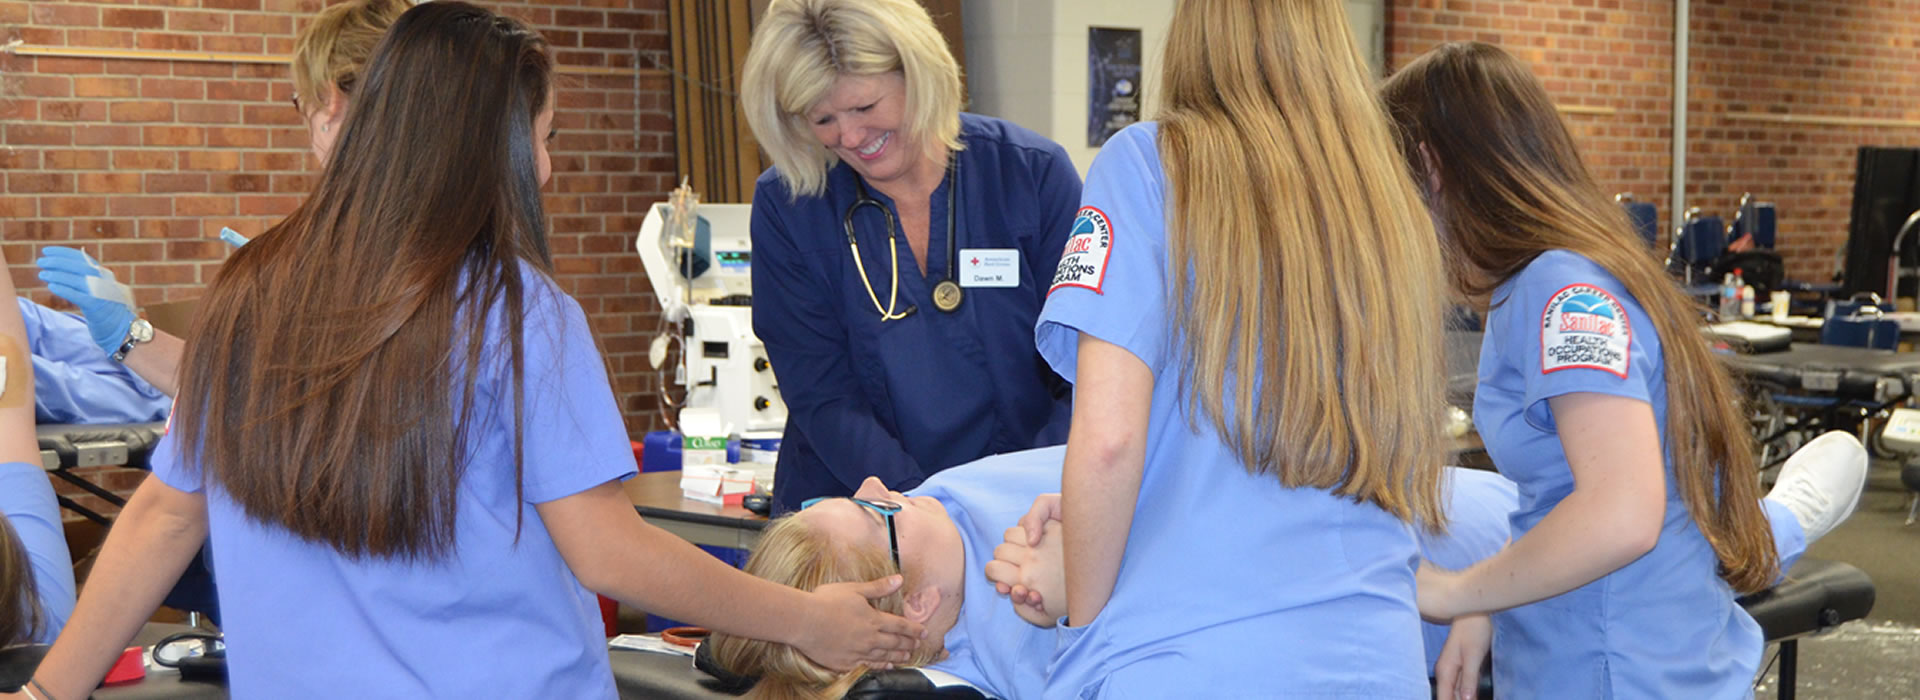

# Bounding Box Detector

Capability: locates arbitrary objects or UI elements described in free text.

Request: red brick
[7,124,72,146]
[0,150,36,170]
[73,77,141,99]
[135,33,199,52]
[130,263,197,286]
[234,14,292,35]
[556,9,606,27]
[78,173,144,195]
[175,196,234,217]
[112,151,176,171]
[103,8,168,29]
[30,4,99,27]
[140,78,205,100]
[237,196,301,216]
[66,30,138,49]
[9,173,73,194]
[214,175,270,194]
[181,151,242,172]
[38,101,109,122]
[112,197,173,218]
[144,126,205,147]
[0,198,35,219]
[207,128,271,148]
[73,125,141,147]
[246,152,305,172]
[167,10,229,32]
[44,197,108,218]
[7,220,70,241]
[145,174,208,193]
[110,101,174,123]
[44,150,109,170]
[209,81,271,103]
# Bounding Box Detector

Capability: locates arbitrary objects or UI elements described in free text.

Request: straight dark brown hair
[1,517,46,646]
[173,1,555,560]
[1381,42,1778,592]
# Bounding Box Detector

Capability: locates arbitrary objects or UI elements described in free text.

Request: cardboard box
[144,298,200,338]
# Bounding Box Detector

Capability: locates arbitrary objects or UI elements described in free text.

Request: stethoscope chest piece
[932,279,964,313]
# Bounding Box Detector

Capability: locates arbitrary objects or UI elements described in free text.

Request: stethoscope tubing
[840,155,961,321]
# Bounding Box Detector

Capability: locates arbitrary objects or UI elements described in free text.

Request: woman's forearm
[122,329,184,398]
[33,478,208,700]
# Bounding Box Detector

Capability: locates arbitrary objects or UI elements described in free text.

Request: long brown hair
[1381,41,1778,592]
[173,1,555,560]
[1160,0,1450,526]
[0,517,45,647]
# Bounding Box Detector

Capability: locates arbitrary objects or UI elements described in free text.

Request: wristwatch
[112,318,155,363]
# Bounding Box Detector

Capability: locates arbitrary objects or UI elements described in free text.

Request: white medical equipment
[636,190,787,436]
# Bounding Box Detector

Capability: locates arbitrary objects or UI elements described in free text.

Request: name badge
[958,248,1020,288]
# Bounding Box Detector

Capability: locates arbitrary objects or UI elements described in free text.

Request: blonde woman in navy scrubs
[739,0,1080,513]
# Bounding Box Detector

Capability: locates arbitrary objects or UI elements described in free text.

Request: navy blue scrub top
[752,113,1080,512]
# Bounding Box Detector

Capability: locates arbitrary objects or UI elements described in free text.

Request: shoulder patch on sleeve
[1050,206,1113,295]
[1539,283,1631,378]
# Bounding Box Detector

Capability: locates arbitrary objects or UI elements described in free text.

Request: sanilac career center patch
[1539,284,1631,378]
[1050,206,1113,295]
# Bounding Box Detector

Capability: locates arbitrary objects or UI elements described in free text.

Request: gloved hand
[219,227,250,248]
[36,246,138,357]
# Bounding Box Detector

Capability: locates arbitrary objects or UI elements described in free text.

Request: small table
[625,472,768,549]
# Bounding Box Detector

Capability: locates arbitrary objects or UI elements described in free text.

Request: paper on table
[609,633,696,657]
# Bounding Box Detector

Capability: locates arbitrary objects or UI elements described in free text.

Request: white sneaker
[1765,431,1868,544]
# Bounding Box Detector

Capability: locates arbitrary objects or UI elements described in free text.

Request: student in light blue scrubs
[738,0,1079,513]
[1025,2,1459,696]
[710,447,1531,700]
[0,249,77,652]
[1382,42,1866,699]
[18,6,921,700]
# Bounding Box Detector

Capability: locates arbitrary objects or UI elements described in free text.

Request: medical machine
[636,191,787,436]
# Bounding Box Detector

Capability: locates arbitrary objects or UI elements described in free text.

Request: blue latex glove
[36,246,138,357]
[219,227,250,248]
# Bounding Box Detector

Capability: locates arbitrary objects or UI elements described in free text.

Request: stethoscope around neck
[842,156,963,321]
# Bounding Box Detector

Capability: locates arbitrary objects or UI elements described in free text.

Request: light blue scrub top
[1419,468,1518,672]
[914,451,1531,699]
[1,460,75,643]
[916,446,1067,699]
[1475,250,1762,699]
[150,269,636,698]
[1034,123,1428,698]
[18,297,170,425]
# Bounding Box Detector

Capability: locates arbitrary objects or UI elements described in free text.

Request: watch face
[131,320,155,343]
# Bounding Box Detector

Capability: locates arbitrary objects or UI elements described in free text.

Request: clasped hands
[983,494,1068,628]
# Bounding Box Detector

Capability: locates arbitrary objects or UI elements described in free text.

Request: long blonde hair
[1381,42,1778,592]
[739,0,963,198]
[706,515,943,700]
[291,0,412,112]
[1159,0,1449,527]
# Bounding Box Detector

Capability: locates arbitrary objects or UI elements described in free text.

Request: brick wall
[1388,0,1677,240]
[1685,0,1920,283]
[1,0,675,518]
[1389,0,1920,283]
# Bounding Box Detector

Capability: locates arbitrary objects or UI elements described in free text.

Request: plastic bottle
[1741,284,1756,319]
[1721,273,1738,319]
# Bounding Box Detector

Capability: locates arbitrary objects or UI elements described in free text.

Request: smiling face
[805,72,926,187]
